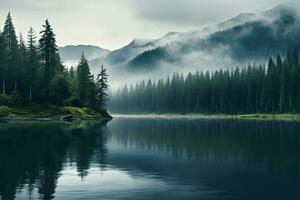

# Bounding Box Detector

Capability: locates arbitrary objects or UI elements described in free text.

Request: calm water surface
[0,117,300,200]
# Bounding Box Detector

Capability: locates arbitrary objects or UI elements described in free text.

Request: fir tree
[27,27,40,102]
[0,12,112,113]
[17,33,28,93]
[289,65,298,112]
[39,20,60,98]
[2,12,19,93]
[2,13,18,60]
[0,31,7,95]
[76,54,92,105]
[95,65,109,110]
[50,75,70,105]
[279,60,290,112]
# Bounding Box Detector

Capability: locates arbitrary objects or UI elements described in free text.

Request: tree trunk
[2,76,5,95]
[14,80,17,92]
[29,87,32,102]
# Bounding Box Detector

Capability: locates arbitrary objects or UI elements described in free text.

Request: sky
[0,0,290,50]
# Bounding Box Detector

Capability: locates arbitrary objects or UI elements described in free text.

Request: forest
[1,13,300,116]
[111,50,300,114]
[0,13,109,112]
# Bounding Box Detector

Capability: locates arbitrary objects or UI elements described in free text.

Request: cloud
[132,0,289,26]
[0,0,291,50]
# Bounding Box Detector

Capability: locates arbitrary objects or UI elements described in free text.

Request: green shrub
[64,97,82,107]
[0,94,15,106]
[0,106,14,116]
[10,91,29,106]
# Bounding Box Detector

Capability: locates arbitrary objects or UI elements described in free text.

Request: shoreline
[0,115,111,123]
[0,106,113,122]
[2,105,300,122]
[112,113,300,121]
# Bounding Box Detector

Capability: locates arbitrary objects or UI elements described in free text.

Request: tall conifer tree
[2,13,19,93]
[39,20,60,98]
[0,31,7,95]
[76,54,92,105]
[27,27,40,102]
[95,65,109,110]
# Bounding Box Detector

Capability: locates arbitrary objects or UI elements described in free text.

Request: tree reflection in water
[1,118,300,200]
[0,121,107,200]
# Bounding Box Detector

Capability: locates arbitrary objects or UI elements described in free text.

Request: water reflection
[0,118,300,200]
[108,119,300,176]
[0,121,107,200]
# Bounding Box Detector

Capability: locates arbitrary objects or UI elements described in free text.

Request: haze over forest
[1,1,300,89]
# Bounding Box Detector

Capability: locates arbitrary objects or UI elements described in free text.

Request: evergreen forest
[111,51,300,114]
[0,13,109,112]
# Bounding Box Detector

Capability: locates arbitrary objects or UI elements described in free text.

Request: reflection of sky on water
[2,118,300,200]
[17,165,219,200]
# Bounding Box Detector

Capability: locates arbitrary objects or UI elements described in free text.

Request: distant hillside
[59,45,110,67]
[61,3,300,88]
[89,3,300,74]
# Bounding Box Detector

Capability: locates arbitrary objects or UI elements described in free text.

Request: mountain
[59,45,110,67]
[57,3,300,88]
[90,3,300,75]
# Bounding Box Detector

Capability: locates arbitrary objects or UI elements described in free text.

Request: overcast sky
[0,0,290,50]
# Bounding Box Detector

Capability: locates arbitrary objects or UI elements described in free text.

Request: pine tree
[2,13,18,60]
[39,20,60,98]
[262,57,275,112]
[273,55,283,112]
[289,65,298,112]
[0,31,7,95]
[2,12,19,94]
[95,65,109,110]
[49,74,70,105]
[76,54,92,105]
[280,61,290,113]
[0,13,113,111]
[17,33,28,94]
[27,27,40,102]
[67,66,77,97]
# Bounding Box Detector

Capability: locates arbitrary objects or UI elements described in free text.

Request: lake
[0,117,300,200]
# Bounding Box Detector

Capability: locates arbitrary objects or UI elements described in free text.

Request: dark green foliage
[205,15,300,61]
[0,13,109,111]
[0,94,15,106]
[0,31,7,95]
[95,65,109,110]
[128,47,170,71]
[67,66,77,96]
[2,13,19,94]
[39,20,62,99]
[26,27,40,102]
[2,13,18,60]
[76,54,94,105]
[111,50,300,114]
[64,97,82,107]
[50,75,70,105]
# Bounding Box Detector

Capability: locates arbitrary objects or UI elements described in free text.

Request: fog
[98,2,300,91]
[0,0,290,50]
[1,0,297,91]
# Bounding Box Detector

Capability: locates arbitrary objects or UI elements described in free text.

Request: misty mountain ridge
[59,3,300,87]
[59,45,110,67]
[90,3,300,73]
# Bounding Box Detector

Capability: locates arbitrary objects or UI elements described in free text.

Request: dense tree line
[0,13,109,111]
[111,50,300,114]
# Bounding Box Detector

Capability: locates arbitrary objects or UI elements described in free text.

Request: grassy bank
[237,113,300,120]
[0,105,112,121]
